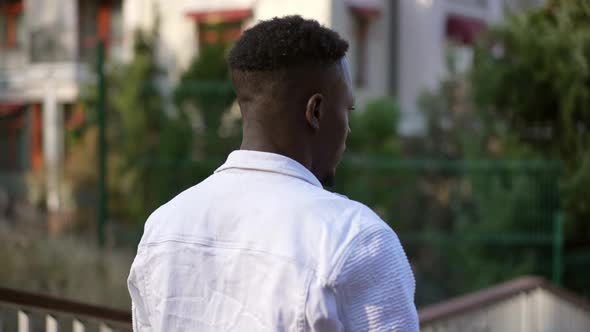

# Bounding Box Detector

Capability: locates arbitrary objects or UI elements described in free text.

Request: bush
[471,0,590,294]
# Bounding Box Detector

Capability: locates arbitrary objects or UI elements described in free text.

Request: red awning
[350,5,381,19]
[186,8,252,24]
[446,14,486,45]
[348,0,382,20]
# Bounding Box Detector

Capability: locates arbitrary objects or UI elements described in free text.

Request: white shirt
[128,150,418,331]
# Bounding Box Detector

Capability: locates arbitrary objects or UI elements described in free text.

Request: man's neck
[240,135,311,171]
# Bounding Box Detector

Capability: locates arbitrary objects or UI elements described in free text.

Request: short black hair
[228,15,349,71]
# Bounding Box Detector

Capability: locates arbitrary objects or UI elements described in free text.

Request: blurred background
[1,0,589,330]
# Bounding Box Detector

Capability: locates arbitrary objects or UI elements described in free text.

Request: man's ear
[305,93,323,131]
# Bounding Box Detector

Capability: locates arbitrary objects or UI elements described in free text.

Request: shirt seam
[299,269,314,332]
[139,236,320,277]
[326,223,387,285]
[215,166,322,188]
[131,301,138,332]
[139,239,319,331]
[138,249,155,328]
[326,225,392,330]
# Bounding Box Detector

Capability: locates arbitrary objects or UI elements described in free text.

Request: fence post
[552,212,564,286]
[97,40,108,247]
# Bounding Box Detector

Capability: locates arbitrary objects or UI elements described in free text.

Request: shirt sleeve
[305,276,344,332]
[128,250,153,332]
[333,227,419,332]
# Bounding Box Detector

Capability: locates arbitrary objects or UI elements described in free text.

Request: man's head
[228,16,354,187]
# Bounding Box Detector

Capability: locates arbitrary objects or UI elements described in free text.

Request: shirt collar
[215,150,323,188]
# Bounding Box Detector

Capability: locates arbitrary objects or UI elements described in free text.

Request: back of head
[229,15,348,72]
[228,16,352,187]
[228,16,349,116]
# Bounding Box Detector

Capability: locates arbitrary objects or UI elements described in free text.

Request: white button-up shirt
[128,150,418,331]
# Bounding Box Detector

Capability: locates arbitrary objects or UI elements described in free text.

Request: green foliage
[335,75,560,305]
[346,98,400,156]
[471,0,590,240]
[404,50,561,304]
[74,23,241,230]
[335,98,403,218]
[174,42,240,161]
[471,0,590,295]
[181,44,230,80]
[80,28,194,225]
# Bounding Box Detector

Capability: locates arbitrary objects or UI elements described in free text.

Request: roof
[419,276,590,326]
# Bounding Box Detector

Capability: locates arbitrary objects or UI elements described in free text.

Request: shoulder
[306,194,408,281]
[138,184,202,244]
[302,190,390,236]
[293,190,394,275]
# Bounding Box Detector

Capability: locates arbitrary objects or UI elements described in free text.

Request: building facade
[117,0,543,134]
[0,0,123,211]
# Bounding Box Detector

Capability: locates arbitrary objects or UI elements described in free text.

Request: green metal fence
[100,155,564,306]
[334,155,563,306]
[565,249,590,299]
[91,42,570,307]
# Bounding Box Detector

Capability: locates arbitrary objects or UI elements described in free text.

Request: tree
[77,22,243,232]
[402,52,560,304]
[174,43,240,162]
[79,27,193,228]
[471,0,590,294]
[334,98,404,218]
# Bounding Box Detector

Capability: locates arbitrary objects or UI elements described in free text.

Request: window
[352,14,369,88]
[349,5,381,89]
[78,0,123,61]
[198,21,243,49]
[30,0,74,62]
[0,0,24,50]
[446,14,486,46]
[0,104,29,171]
[186,9,252,50]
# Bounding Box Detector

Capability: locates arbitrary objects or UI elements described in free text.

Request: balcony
[0,287,131,332]
[0,62,92,102]
[0,0,123,102]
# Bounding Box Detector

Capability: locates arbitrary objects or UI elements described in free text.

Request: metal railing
[0,287,131,332]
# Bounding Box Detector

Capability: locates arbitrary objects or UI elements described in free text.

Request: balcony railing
[0,287,131,332]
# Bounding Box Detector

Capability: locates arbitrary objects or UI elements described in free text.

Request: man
[128,16,418,331]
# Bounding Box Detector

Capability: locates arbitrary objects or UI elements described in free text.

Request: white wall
[0,0,83,103]
[252,0,331,27]
[121,0,332,81]
[121,0,534,136]
[27,0,78,62]
[538,290,590,332]
[397,0,446,135]
[395,0,546,136]
[364,1,391,98]
[330,0,391,108]
[421,288,590,332]
[123,0,197,81]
